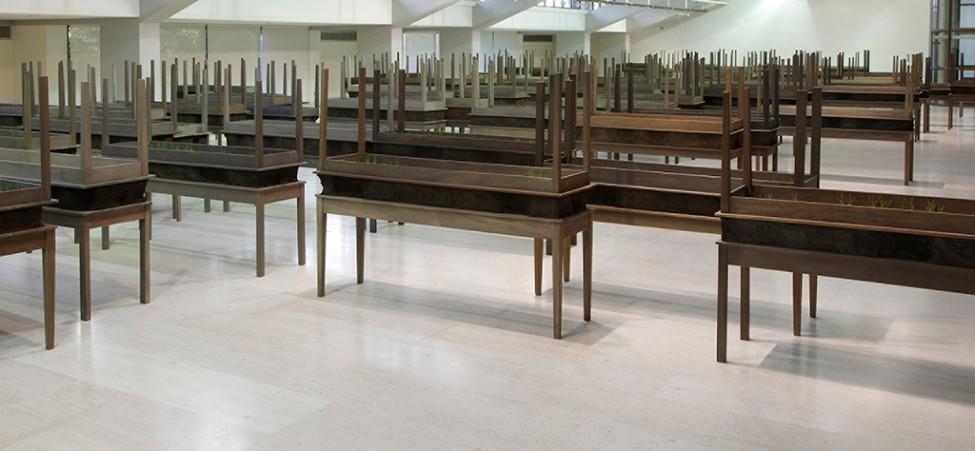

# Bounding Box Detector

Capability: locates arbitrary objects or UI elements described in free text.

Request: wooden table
[150,178,306,277]
[43,201,151,321]
[780,104,915,185]
[715,239,975,363]
[316,195,592,339]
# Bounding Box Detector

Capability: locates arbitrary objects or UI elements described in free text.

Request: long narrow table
[779,104,915,185]
[316,195,593,339]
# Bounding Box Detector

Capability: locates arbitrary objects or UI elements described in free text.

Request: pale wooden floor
[0,106,973,449]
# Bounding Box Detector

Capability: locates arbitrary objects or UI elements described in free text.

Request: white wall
[0,40,13,103]
[491,7,587,32]
[100,21,160,102]
[171,0,391,25]
[4,25,69,105]
[480,31,522,62]
[404,31,439,64]
[554,31,589,58]
[439,29,480,60]
[69,25,101,101]
[630,0,929,70]
[209,25,261,84]
[313,34,356,98]
[409,5,472,28]
[262,26,310,96]
[0,0,137,19]
[357,26,404,63]
[523,38,554,68]
[591,32,627,68]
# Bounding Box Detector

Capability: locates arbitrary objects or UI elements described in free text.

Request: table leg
[533,238,543,296]
[583,220,592,322]
[79,226,91,321]
[297,192,306,266]
[43,229,55,350]
[562,235,570,283]
[740,266,750,341]
[792,272,803,336]
[172,195,181,221]
[140,212,150,304]
[204,199,212,213]
[101,226,110,250]
[948,100,954,130]
[356,217,366,284]
[256,202,265,277]
[923,99,930,133]
[904,139,914,185]
[223,200,231,212]
[317,199,326,297]
[809,273,818,318]
[914,107,921,142]
[717,244,728,363]
[551,229,563,339]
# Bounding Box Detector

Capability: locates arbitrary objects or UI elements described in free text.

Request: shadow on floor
[320,281,617,345]
[0,308,47,352]
[760,342,975,406]
[580,282,892,342]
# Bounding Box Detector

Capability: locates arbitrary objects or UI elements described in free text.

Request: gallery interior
[0,0,971,448]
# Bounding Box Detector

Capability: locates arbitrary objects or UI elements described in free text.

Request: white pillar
[100,20,161,102]
[356,26,403,64]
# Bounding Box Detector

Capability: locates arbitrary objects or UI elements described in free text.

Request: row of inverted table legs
[716,244,819,362]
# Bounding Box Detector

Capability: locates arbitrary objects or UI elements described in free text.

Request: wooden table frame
[713,83,975,364]
[779,86,916,185]
[715,240,975,363]
[0,225,56,349]
[781,124,914,185]
[149,178,306,277]
[317,195,593,339]
[43,201,151,321]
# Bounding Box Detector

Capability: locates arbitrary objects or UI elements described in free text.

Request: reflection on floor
[0,107,973,449]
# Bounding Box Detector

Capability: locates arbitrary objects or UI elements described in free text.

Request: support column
[440,29,482,60]
[555,31,591,60]
[356,26,404,65]
[100,20,161,101]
